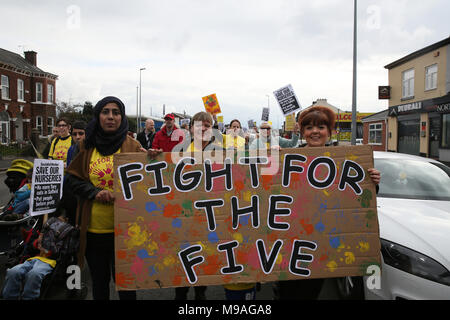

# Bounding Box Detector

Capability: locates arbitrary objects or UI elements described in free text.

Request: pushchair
[1,159,36,260]
[1,211,87,300]
[0,160,87,300]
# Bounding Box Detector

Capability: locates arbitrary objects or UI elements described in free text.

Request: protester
[185,112,223,152]
[48,118,74,167]
[249,121,299,150]
[62,120,87,226]
[66,96,143,300]
[66,120,87,166]
[150,113,184,155]
[222,119,246,151]
[42,127,60,159]
[174,111,225,300]
[137,118,156,150]
[274,105,381,300]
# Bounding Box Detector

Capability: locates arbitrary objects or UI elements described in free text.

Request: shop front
[388,93,450,162]
[333,112,373,141]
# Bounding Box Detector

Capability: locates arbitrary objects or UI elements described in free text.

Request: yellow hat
[6,159,34,175]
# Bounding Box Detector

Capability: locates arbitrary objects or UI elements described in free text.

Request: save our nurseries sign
[113,146,380,290]
[30,159,64,216]
[273,84,301,117]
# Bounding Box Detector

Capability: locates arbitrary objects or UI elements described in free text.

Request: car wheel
[335,276,364,300]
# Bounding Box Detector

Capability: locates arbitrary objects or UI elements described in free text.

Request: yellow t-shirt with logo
[222,134,246,150]
[88,148,120,233]
[49,135,73,163]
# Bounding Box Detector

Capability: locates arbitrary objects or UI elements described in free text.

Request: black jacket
[136,130,156,150]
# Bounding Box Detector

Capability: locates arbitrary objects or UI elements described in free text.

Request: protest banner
[261,107,270,121]
[202,93,221,115]
[114,146,380,290]
[285,113,296,131]
[30,159,64,216]
[247,120,255,129]
[180,119,190,127]
[273,84,301,117]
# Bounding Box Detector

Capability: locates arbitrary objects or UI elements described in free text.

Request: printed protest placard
[30,159,64,216]
[248,120,255,129]
[180,119,190,129]
[273,84,301,117]
[202,93,221,115]
[114,146,380,290]
[261,107,270,121]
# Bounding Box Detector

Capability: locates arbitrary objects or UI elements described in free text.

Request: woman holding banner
[66,96,143,300]
[274,105,380,300]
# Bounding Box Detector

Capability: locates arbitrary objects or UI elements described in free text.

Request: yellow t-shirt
[49,135,73,163]
[222,134,246,150]
[27,256,57,269]
[88,148,120,233]
[223,283,256,291]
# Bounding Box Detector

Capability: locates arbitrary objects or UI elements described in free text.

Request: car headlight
[381,239,450,286]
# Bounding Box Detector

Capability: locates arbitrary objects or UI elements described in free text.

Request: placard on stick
[285,113,296,131]
[273,84,301,116]
[202,93,221,115]
[114,146,380,290]
[261,107,270,121]
[30,159,64,216]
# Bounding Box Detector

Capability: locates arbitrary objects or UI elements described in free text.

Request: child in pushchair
[0,159,36,263]
[1,168,32,221]
[1,159,33,221]
[1,205,81,300]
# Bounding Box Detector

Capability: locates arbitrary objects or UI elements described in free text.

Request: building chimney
[24,51,37,66]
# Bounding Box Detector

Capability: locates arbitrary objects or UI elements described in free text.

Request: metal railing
[0,134,33,158]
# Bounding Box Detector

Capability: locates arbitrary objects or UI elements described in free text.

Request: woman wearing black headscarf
[66,96,143,300]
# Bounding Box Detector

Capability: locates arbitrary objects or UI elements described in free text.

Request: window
[48,84,54,103]
[47,117,54,136]
[36,83,42,102]
[402,69,414,99]
[0,111,10,144]
[369,123,383,144]
[1,75,10,99]
[36,116,42,135]
[17,79,24,101]
[443,114,450,149]
[425,64,437,91]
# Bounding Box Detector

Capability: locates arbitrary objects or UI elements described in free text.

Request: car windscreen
[375,159,450,201]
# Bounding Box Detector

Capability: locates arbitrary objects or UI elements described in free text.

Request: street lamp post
[351,0,357,145]
[136,86,139,133]
[139,67,146,133]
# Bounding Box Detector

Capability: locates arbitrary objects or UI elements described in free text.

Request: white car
[335,151,450,300]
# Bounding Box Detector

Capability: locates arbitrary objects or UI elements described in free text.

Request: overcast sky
[2,0,449,128]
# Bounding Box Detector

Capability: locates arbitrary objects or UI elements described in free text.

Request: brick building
[361,109,389,151]
[384,36,450,162]
[0,49,58,144]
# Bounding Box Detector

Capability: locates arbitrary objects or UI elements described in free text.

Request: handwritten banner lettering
[113,146,380,290]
